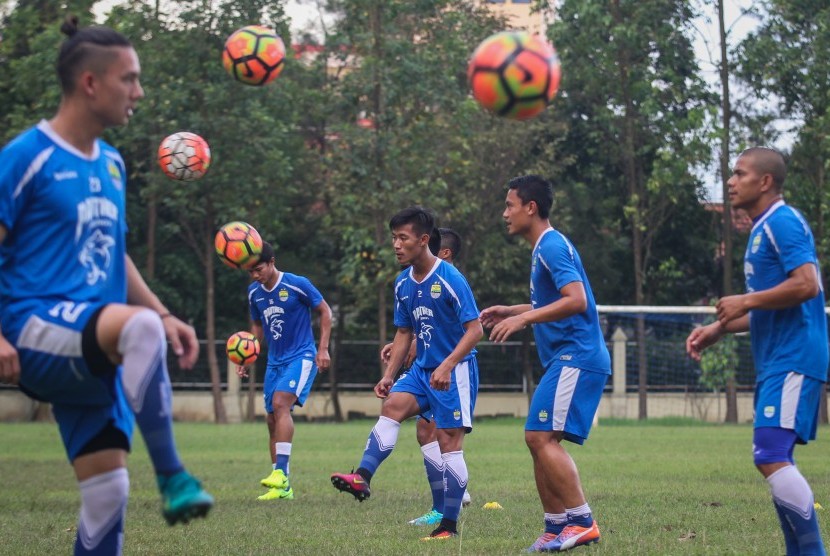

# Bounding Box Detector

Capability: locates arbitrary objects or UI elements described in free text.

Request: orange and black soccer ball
[214,221,263,269]
[222,25,286,86]
[467,31,561,120]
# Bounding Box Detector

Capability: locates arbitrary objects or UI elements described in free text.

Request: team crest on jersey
[430,283,442,299]
[453,409,461,420]
[751,233,762,253]
[538,409,549,422]
[79,229,115,285]
[269,319,284,340]
[764,405,775,418]
[279,288,289,302]
[107,160,123,190]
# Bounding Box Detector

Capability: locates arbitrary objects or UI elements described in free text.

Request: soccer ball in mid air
[222,25,286,86]
[226,331,260,366]
[214,221,263,269]
[157,132,211,181]
[467,31,561,120]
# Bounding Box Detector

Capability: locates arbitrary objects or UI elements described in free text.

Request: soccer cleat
[462,489,472,507]
[527,532,558,552]
[260,469,288,490]
[539,521,600,551]
[408,509,443,526]
[257,486,294,500]
[421,525,458,541]
[330,471,371,502]
[157,471,214,526]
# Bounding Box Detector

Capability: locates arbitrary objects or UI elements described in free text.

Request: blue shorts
[390,358,479,432]
[263,355,318,413]
[755,371,824,444]
[526,364,608,445]
[10,301,134,462]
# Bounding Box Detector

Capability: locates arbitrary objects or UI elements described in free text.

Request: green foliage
[736,0,830,290]
[544,0,718,305]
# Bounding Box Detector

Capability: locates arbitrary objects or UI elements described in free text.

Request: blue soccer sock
[773,499,802,556]
[75,468,128,555]
[119,310,183,476]
[545,512,568,535]
[357,416,400,479]
[566,503,594,528]
[768,465,826,555]
[421,441,445,512]
[441,450,468,522]
[275,442,291,476]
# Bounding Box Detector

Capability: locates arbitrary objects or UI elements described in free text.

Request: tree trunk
[718,0,738,423]
[205,220,227,423]
[611,0,647,419]
[146,193,157,281]
[329,290,345,422]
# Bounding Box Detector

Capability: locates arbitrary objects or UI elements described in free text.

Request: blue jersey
[393,258,480,369]
[0,121,128,333]
[531,229,610,374]
[744,200,828,382]
[248,272,324,365]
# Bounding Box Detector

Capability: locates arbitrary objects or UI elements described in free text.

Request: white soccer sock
[768,465,814,519]
[77,468,129,552]
[421,441,443,469]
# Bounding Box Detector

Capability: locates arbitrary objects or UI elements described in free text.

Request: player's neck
[50,102,104,156]
[524,219,553,246]
[745,193,783,221]
[411,253,438,281]
[264,269,280,289]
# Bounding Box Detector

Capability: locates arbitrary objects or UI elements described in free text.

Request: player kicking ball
[380,227,472,527]
[331,208,482,541]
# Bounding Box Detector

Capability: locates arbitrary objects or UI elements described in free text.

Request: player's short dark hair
[438,227,462,259]
[507,175,553,219]
[428,227,441,255]
[739,147,788,191]
[57,15,132,93]
[389,206,435,238]
[258,241,275,264]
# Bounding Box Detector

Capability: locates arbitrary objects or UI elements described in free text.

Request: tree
[546,0,716,418]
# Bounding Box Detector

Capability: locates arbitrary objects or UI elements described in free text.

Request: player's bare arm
[315,300,333,372]
[0,226,19,385]
[489,282,586,342]
[125,255,199,369]
[479,304,532,328]
[716,263,820,326]
[430,319,484,391]
[375,328,413,398]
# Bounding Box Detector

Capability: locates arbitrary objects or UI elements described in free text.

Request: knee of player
[753,427,796,467]
[118,309,165,353]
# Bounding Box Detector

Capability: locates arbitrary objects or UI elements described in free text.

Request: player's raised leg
[331,391,421,501]
[98,305,213,525]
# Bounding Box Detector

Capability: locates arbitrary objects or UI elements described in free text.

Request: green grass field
[1,418,828,555]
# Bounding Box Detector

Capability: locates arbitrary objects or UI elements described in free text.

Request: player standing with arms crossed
[240,241,332,500]
[331,208,482,541]
[686,147,827,555]
[480,175,609,552]
[0,18,212,555]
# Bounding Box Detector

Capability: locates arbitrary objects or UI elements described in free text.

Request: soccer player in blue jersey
[0,17,212,555]
[480,175,609,552]
[238,241,332,501]
[686,147,827,556]
[380,227,473,526]
[331,208,483,541]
